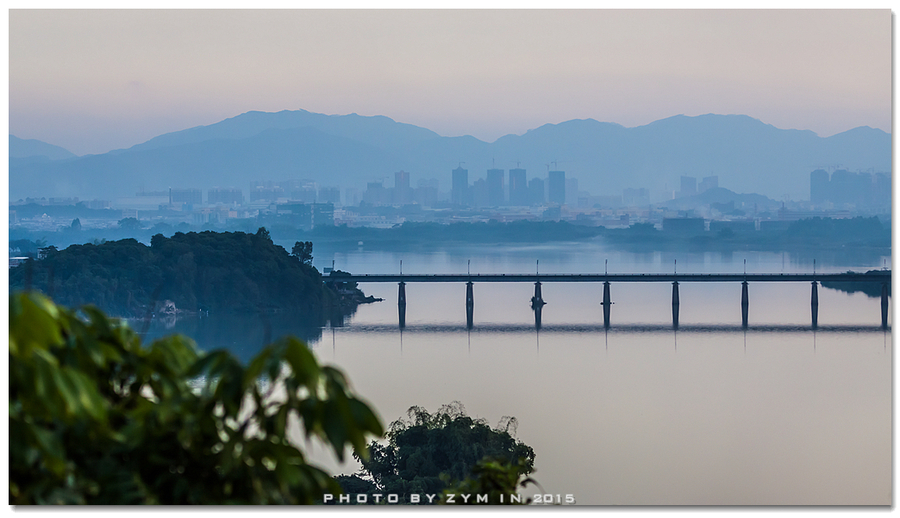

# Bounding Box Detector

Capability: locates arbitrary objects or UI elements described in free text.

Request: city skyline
[9,9,891,156]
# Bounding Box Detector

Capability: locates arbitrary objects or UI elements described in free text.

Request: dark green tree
[9,231,373,319]
[9,291,384,504]
[118,217,141,230]
[350,402,535,503]
[440,457,536,505]
[292,241,314,266]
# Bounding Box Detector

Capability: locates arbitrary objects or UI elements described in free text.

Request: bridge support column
[602,281,611,329]
[882,283,889,330]
[741,281,749,329]
[810,281,818,329]
[398,282,406,329]
[672,281,680,330]
[466,281,474,329]
[531,281,545,329]
[531,281,545,309]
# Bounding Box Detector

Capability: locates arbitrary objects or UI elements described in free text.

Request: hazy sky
[8,9,892,156]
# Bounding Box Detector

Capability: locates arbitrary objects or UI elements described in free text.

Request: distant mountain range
[10,135,77,163]
[9,110,891,201]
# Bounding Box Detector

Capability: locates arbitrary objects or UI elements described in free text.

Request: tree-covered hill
[9,228,366,318]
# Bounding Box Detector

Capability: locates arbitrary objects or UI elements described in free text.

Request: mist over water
[141,243,891,505]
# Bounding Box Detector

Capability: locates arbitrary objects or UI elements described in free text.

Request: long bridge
[330,270,891,330]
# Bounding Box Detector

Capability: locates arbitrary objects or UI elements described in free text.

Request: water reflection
[317,322,888,335]
[138,311,327,363]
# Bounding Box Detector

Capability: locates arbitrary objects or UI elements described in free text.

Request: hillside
[9,110,891,201]
[8,229,371,318]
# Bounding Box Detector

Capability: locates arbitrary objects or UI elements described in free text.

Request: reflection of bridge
[331,271,891,330]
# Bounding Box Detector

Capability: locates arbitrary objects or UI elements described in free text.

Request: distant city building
[487,168,505,206]
[362,181,390,205]
[548,170,566,205]
[312,203,335,228]
[250,186,285,202]
[565,178,579,207]
[472,178,489,207]
[290,188,316,203]
[451,166,469,205]
[318,186,341,205]
[699,175,719,193]
[170,188,202,206]
[809,169,830,204]
[394,170,412,205]
[809,168,889,209]
[623,188,650,206]
[679,176,697,197]
[594,195,623,208]
[344,187,361,206]
[83,200,111,210]
[508,168,528,206]
[528,177,545,205]
[208,187,243,205]
[415,178,439,207]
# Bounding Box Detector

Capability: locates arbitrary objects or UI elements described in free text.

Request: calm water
[144,242,892,505]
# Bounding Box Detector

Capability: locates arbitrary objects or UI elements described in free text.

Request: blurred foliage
[348,401,535,504]
[9,291,383,504]
[440,457,535,505]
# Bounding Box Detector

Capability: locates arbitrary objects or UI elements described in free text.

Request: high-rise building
[509,168,527,206]
[318,187,341,205]
[207,187,243,205]
[565,178,579,207]
[528,177,545,205]
[809,169,829,203]
[363,181,390,205]
[394,170,412,205]
[487,168,505,206]
[170,188,202,206]
[548,170,566,205]
[472,178,489,208]
[451,166,469,206]
[699,175,718,193]
[415,178,439,207]
[680,176,697,197]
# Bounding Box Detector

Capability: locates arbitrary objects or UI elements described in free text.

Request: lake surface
[144,242,892,505]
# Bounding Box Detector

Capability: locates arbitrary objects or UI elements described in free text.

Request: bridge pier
[531,281,546,309]
[741,281,749,329]
[602,281,611,328]
[810,281,818,329]
[672,281,680,330]
[466,281,474,329]
[882,283,889,329]
[398,281,406,329]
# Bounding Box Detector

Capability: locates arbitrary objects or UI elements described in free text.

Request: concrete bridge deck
[332,272,890,283]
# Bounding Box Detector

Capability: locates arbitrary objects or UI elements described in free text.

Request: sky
[8,9,892,157]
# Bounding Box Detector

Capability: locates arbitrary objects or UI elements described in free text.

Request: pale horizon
[9,9,892,156]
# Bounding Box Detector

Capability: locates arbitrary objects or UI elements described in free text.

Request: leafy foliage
[8,229,354,317]
[440,457,536,505]
[291,241,314,266]
[9,291,384,504]
[351,402,535,503]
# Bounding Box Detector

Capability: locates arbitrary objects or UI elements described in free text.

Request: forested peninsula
[8,228,373,318]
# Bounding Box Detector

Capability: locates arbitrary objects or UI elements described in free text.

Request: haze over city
[8,8,893,507]
[9,9,891,156]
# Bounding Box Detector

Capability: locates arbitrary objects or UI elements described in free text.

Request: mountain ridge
[9,110,890,201]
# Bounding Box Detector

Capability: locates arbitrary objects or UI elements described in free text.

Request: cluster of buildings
[9,165,888,234]
[809,169,891,210]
